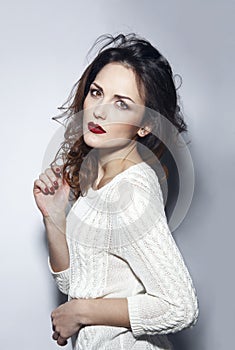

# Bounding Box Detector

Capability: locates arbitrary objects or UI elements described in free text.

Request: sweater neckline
[87,161,147,193]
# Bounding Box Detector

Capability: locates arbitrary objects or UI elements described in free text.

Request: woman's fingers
[33,179,49,195]
[57,336,68,346]
[51,165,62,177]
[39,173,56,194]
[41,166,63,189]
[34,166,65,197]
[45,167,60,186]
[52,331,60,340]
[52,332,68,346]
[52,330,68,346]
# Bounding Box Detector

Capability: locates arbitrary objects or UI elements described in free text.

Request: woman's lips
[88,121,106,134]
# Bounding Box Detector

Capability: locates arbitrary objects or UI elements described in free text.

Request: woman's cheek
[114,124,139,138]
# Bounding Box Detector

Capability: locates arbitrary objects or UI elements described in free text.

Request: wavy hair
[52,33,187,199]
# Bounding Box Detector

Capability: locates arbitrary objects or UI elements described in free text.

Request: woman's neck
[93,142,143,190]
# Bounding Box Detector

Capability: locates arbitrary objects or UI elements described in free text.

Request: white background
[0,1,234,349]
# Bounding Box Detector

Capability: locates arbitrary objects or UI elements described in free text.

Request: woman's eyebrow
[92,82,136,103]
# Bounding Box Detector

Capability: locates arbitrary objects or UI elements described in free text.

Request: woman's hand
[34,165,70,275]
[51,299,85,346]
[33,166,70,218]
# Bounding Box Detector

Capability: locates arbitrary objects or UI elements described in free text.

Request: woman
[33,33,199,349]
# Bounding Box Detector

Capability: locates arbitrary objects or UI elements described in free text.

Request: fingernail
[50,186,55,193]
[53,181,58,187]
[45,187,49,194]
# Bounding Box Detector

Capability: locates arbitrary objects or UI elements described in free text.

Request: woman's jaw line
[96,139,142,169]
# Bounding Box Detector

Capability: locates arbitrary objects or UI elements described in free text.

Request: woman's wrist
[43,213,66,233]
[75,298,131,328]
[72,299,92,326]
[43,211,66,222]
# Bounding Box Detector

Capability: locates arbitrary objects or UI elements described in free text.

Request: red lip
[88,122,106,134]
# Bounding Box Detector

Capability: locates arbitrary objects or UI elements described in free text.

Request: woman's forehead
[94,62,144,104]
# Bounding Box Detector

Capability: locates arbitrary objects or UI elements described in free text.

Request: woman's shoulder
[115,161,161,191]
[107,161,167,247]
[106,161,164,206]
[86,161,164,206]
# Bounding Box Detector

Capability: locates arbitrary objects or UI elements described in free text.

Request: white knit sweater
[48,161,199,350]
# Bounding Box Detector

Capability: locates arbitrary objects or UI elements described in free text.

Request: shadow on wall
[57,289,68,305]
[160,148,179,221]
[169,332,194,350]
[162,151,201,350]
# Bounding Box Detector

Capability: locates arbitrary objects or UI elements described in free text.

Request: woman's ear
[137,125,152,137]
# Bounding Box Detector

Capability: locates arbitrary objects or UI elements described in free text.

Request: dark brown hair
[52,33,187,199]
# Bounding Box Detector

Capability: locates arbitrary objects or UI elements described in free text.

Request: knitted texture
[48,161,199,349]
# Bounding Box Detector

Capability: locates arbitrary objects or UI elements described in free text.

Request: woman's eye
[90,88,102,97]
[116,100,129,110]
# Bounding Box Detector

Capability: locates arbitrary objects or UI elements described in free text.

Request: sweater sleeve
[47,257,70,295]
[111,169,199,338]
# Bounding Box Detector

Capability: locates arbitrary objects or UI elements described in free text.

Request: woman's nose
[93,103,107,120]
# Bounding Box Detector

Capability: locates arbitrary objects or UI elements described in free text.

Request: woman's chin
[83,134,100,148]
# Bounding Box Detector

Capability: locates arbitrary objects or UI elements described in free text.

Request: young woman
[33,33,199,349]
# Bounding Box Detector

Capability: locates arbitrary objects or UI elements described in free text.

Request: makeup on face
[83,63,146,150]
[88,121,107,134]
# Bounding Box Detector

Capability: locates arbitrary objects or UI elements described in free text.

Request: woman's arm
[51,297,131,330]
[105,171,199,338]
[81,297,131,328]
[33,167,70,274]
[43,214,69,272]
[51,297,131,346]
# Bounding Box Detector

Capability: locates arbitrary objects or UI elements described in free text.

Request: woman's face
[83,62,147,150]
